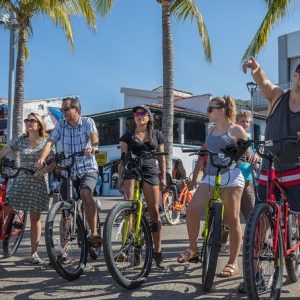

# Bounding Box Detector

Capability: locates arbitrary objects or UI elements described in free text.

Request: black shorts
[255,184,300,212]
[60,171,98,201]
[123,168,160,186]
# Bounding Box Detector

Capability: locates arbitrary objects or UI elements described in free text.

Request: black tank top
[262,90,300,171]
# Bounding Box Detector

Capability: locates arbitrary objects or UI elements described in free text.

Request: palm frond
[92,0,114,17]
[68,0,96,29]
[41,4,75,49]
[170,0,212,62]
[242,0,290,63]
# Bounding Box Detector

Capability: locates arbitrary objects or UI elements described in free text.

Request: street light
[246,81,257,139]
[0,12,18,142]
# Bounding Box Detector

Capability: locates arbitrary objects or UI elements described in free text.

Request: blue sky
[1,0,300,115]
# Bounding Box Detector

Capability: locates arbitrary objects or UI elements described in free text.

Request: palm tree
[96,0,212,172]
[0,0,96,139]
[242,0,291,62]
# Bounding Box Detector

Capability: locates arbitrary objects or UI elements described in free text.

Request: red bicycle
[0,159,33,257]
[162,174,193,225]
[242,137,300,299]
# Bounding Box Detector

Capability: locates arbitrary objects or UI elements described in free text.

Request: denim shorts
[201,168,245,189]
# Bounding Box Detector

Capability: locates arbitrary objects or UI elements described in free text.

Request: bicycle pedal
[14,222,24,229]
[189,256,200,263]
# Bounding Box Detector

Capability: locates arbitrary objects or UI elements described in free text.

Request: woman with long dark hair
[118,105,166,269]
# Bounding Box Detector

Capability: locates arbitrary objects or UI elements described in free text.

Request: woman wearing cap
[177,96,247,278]
[118,105,167,269]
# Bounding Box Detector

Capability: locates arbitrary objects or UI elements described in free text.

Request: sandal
[177,249,199,264]
[88,234,103,248]
[217,263,239,277]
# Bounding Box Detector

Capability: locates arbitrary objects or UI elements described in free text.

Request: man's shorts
[60,171,98,201]
[201,168,245,189]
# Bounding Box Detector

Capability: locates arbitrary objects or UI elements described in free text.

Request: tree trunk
[13,25,26,139]
[161,0,174,174]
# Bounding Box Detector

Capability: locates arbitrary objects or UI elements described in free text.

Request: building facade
[88,87,266,196]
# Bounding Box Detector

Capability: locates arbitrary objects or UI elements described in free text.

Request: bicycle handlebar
[46,150,85,171]
[0,159,34,180]
[182,147,235,170]
[102,151,169,171]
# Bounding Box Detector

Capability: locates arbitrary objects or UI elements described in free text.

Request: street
[1,197,300,300]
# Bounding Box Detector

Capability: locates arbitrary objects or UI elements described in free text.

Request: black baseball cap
[132,105,153,120]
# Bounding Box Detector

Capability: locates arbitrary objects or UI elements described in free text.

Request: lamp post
[0,12,18,142]
[246,81,257,139]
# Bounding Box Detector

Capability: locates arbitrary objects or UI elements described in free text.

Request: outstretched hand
[242,57,260,74]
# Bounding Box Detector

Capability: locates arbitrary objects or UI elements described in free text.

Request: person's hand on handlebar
[36,158,45,169]
[159,177,167,191]
[248,152,261,169]
[188,178,197,191]
[84,146,97,156]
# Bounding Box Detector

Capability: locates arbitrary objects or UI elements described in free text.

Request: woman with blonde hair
[177,95,247,278]
[0,113,54,264]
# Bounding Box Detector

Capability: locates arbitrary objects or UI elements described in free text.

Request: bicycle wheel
[285,212,300,283]
[162,191,180,225]
[103,201,153,289]
[3,210,27,258]
[202,202,222,291]
[243,203,283,300]
[45,201,88,280]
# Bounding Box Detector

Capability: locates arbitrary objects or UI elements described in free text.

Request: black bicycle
[44,151,101,280]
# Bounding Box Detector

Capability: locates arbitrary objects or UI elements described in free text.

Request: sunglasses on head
[24,118,38,124]
[207,106,223,113]
[60,106,76,112]
[134,111,148,118]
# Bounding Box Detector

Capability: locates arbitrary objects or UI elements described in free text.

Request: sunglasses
[24,119,38,124]
[134,111,149,118]
[60,106,76,112]
[207,106,223,113]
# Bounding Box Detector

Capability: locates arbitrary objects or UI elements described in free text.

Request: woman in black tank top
[119,105,166,269]
[177,96,248,279]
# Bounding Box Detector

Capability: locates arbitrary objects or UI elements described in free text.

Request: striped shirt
[49,117,98,178]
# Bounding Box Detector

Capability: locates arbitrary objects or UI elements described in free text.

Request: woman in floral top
[0,113,54,264]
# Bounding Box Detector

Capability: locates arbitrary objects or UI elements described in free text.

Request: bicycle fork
[122,180,143,247]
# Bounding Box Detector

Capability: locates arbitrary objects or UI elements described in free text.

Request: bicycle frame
[265,164,300,258]
[121,178,144,247]
[202,169,224,241]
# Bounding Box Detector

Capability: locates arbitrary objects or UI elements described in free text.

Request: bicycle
[182,142,248,291]
[44,151,102,280]
[102,150,167,289]
[162,175,193,225]
[242,137,300,299]
[0,159,34,257]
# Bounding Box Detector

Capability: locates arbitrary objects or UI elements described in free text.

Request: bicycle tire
[202,202,222,291]
[162,191,180,225]
[243,203,283,300]
[3,210,27,258]
[285,212,300,283]
[45,201,88,281]
[103,201,153,289]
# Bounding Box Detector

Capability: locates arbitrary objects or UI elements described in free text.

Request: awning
[48,106,63,121]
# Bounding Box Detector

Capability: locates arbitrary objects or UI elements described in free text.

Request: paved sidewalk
[1,197,300,299]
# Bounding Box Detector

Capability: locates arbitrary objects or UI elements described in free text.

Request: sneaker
[29,252,43,265]
[256,271,266,292]
[237,282,246,293]
[220,243,229,253]
[153,252,166,270]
